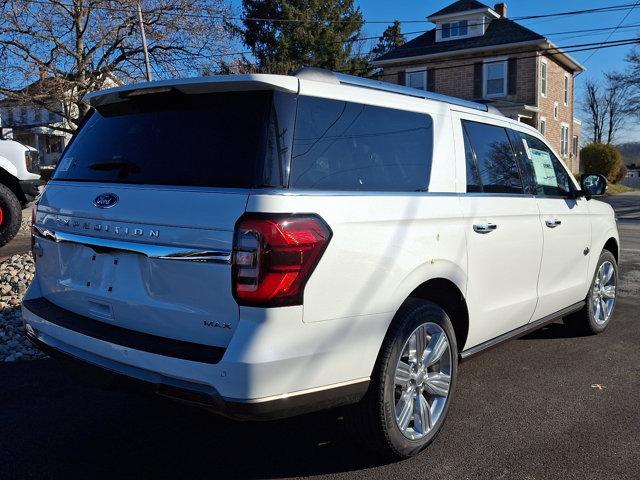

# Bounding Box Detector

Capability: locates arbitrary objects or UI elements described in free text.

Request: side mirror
[580,174,608,198]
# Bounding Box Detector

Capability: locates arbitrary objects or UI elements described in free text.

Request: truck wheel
[0,184,22,247]
[346,299,457,459]
[564,250,618,335]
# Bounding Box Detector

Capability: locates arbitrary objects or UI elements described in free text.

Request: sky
[230,0,640,141]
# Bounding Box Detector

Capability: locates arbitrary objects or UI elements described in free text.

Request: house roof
[374,18,545,63]
[429,0,492,18]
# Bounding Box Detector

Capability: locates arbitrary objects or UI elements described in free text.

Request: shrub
[580,143,626,184]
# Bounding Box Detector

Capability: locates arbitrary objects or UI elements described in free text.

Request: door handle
[545,218,562,228]
[473,222,498,234]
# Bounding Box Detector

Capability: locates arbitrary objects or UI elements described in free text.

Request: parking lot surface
[0,195,638,479]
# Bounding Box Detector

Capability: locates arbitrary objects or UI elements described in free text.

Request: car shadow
[0,359,392,479]
[518,321,587,340]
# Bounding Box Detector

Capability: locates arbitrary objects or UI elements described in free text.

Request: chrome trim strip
[223,377,371,404]
[33,226,231,264]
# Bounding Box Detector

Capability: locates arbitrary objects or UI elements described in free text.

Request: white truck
[0,137,42,246]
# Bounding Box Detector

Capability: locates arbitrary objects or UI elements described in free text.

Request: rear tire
[564,250,618,335]
[0,184,22,247]
[346,299,457,459]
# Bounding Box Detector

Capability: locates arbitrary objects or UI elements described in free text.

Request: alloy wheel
[393,322,452,440]
[592,260,616,325]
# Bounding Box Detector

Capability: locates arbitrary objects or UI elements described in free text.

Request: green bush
[580,143,626,184]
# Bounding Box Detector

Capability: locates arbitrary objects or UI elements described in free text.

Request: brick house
[372,0,584,173]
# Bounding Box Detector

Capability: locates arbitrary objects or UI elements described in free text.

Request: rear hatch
[34,85,295,349]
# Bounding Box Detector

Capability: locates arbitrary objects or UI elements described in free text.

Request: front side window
[462,120,523,194]
[484,61,507,97]
[406,70,427,90]
[517,132,572,197]
[290,97,433,191]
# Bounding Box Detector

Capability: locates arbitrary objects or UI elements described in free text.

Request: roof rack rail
[293,67,490,113]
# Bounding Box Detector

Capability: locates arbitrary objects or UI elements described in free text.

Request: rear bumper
[22,296,370,420]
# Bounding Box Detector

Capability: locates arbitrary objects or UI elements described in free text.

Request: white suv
[22,68,619,458]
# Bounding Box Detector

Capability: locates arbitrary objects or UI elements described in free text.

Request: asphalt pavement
[1,194,639,479]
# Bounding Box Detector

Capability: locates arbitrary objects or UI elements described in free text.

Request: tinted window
[516,132,572,197]
[53,91,286,188]
[462,121,523,194]
[463,129,481,192]
[290,97,433,191]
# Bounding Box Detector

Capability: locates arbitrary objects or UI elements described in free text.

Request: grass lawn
[607,183,637,195]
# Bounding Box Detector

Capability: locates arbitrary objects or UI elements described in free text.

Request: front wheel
[346,299,457,459]
[564,250,618,335]
[0,184,22,247]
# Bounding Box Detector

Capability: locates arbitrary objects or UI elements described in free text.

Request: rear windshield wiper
[89,160,141,179]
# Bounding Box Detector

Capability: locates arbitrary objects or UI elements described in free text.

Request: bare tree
[582,75,630,145]
[603,74,630,144]
[620,46,640,117]
[583,79,606,144]
[0,0,233,133]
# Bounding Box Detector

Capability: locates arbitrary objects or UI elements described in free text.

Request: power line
[343,37,640,78]
[153,37,640,75]
[149,22,640,64]
[17,0,640,26]
[581,0,640,64]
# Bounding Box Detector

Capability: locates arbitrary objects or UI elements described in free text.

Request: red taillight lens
[232,214,332,307]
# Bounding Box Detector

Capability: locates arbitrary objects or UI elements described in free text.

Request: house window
[406,68,427,90]
[540,59,547,97]
[564,74,569,106]
[554,102,559,120]
[561,124,569,156]
[539,117,547,136]
[572,135,579,156]
[442,20,468,39]
[484,60,507,97]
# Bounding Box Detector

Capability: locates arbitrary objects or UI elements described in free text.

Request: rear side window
[290,97,433,191]
[53,91,283,188]
[462,120,523,194]
[463,129,481,192]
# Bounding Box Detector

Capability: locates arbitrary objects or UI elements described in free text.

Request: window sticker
[529,148,557,187]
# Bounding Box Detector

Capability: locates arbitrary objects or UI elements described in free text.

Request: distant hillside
[618,142,640,168]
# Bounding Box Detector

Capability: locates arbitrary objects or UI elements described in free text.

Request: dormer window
[442,20,468,39]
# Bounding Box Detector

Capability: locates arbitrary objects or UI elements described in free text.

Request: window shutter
[427,68,435,92]
[397,70,406,86]
[473,62,483,98]
[508,58,517,95]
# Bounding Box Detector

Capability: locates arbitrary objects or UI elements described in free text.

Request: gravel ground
[0,218,47,362]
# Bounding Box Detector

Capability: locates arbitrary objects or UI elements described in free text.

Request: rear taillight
[232,214,332,307]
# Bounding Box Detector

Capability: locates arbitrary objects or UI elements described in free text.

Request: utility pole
[137,2,152,81]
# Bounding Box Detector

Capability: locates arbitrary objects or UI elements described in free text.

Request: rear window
[289,96,433,191]
[53,91,280,188]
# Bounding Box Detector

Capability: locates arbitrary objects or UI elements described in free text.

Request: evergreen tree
[371,20,406,58]
[239,0,367,74]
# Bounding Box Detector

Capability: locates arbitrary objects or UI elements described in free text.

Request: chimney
[494,3,507,18]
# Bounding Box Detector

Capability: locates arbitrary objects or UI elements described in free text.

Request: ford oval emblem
[93,193,119,209]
